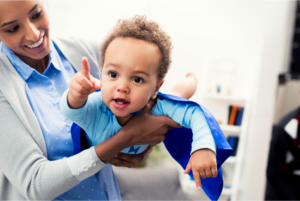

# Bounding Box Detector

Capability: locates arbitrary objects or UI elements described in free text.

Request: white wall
[48,1,295,199]
[48,0,266,101]
[232,1,295,200]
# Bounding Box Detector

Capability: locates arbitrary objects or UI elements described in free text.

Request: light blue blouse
[0,41,120,200]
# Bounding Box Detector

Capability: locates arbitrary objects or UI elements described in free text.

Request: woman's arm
[95,98,182,165]
[0,91,82,199]
[0,91,180,199]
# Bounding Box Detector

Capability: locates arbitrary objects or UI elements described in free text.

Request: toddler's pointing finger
[81,57,91,80]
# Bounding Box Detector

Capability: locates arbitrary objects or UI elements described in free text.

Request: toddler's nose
[117,84,129,93]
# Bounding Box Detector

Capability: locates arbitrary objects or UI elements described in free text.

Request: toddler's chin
[112,110,130,118]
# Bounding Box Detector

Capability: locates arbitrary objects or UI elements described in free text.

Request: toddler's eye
[133,77,143,83]
[109,72,118,78]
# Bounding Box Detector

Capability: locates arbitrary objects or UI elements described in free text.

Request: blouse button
[84,167,88,171]
[92,162,96,167]
[75,171,80,175]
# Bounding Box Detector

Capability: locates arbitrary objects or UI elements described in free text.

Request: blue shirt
[0,41,120,200]
[60,90,217,155]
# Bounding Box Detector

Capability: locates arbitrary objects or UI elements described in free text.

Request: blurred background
[48,1,299,200]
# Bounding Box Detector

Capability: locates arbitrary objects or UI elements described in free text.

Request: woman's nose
[24,22,40,42]
[117,83,130,93]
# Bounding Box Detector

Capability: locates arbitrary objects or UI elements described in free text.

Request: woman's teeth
[26,37,43,48]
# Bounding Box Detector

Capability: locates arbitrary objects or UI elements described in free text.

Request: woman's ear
[151,79,165,99]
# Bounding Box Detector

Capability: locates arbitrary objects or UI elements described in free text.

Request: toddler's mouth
[113,98,129,105]
[113,98,130,109]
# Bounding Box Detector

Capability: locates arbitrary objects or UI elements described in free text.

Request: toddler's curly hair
[100,15,172,81]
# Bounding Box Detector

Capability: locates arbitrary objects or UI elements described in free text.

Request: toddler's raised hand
[183,149,217,190]
[67,57,101,109]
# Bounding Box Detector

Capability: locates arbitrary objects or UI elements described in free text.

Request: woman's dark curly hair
[100,15,172,81]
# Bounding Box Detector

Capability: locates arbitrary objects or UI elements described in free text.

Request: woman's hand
[122,98,182,146]
[95,98,181,163]
[107,145,154,168]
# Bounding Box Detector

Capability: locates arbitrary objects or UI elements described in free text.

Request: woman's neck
[116,115,133,127]
[16,53,49,74]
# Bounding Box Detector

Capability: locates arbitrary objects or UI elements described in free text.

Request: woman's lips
[25,36,45,52]
[113,99,130,109]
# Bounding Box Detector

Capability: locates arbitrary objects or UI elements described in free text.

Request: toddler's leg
[170,72,198,99]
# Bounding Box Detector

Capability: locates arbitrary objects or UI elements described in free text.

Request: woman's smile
[25,35,44,49]
[24,35,46,53]
[0,0,50,70]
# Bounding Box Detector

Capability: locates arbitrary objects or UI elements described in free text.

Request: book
[234,107,244,126]
[228,105,233,124]
[229,106,238,125]
[227,136,239,156]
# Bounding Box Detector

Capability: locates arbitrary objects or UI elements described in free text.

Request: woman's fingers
[109,145,155,168]
[163,116,182,129]
[141,144,154,157]
[107,157,134,168]
[142,98,157,114]
[113,153,143,168]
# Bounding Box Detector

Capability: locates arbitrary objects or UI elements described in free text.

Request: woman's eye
[133,77,143,83]
[32,11,41,19]
[7,26,19,33]
[109,72,118,78]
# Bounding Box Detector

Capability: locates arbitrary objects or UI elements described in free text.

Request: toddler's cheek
[101,88,110,103]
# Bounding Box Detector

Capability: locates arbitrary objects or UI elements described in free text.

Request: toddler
[61,16,218,191]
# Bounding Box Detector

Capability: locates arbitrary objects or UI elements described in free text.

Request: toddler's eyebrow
[107,63,149,76]
[133,71,150,77]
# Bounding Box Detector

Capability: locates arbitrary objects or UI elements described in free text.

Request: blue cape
[71,92,233,200]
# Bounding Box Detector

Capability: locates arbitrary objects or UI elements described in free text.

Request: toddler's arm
[152,98,217,190]
[60,57,102,135]
[67,57,101,109]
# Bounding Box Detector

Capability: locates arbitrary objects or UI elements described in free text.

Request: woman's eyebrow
[28,3,39,15]
[1,20,17,28]
[1,3,40,28]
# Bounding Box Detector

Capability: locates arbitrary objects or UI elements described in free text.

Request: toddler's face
[101,37,163,117]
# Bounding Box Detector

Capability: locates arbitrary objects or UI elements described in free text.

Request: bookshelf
[202,94,245,103]
[219,125,241,137]
[204,93,248,200]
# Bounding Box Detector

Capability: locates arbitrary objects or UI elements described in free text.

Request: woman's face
[0,0,50,61]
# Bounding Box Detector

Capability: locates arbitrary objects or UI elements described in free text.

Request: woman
[0,1,183,200]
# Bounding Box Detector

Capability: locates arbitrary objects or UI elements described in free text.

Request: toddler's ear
[151,79,164,99]
[156,79,165,90]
